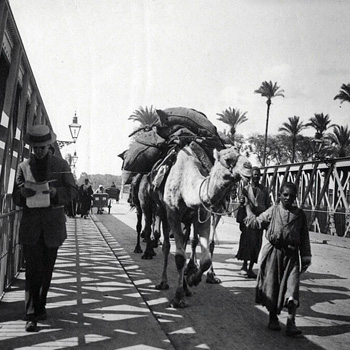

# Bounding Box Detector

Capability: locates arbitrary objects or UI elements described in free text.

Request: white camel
[156,142,251,307]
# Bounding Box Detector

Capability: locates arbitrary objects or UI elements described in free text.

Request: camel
[157,142,251,307]
[186,189,237,284]
[131,173,160,258]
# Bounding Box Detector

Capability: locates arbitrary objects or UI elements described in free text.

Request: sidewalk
[0,216,174,350]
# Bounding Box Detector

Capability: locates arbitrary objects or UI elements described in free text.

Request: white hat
[24,125,57,146]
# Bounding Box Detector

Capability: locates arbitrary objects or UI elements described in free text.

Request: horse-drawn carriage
[91,187,120,214]
[92,193,110,214]
[105,187,120,202]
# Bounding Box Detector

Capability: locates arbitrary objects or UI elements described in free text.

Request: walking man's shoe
[25,320,37,332]
[268,314,281,331]
[239,268,248,276]
[246,270,257,279]
[286,318,302,336]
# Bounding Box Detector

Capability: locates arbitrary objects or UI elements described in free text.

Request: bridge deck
[0,199,350,349]
[0,212,174,350]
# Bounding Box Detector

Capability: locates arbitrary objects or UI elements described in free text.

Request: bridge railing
[0,193,23,300]
[230,157,350,238]
[1,1,62,299]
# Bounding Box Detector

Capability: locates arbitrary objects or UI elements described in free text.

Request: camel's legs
[186,214,212,287]
[206,214,222,284]
[141,204,154,259]
[134,207,143,253]
[155,211,170,290]
[131,174,143,253]
[167,211,188,308]
[186,225,199,275]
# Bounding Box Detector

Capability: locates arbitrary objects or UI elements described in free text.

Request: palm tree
[278,116,307,163]
[216,107,248,139]
[306,113,336,159]
[306,113,335,138]
[334,84,350,104]
[128,105,158,126]
[327,125,350,158]
[254,81,285,166]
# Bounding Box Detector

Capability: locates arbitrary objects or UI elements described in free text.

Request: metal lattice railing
[229,157,350,238]
[0,194,23,300]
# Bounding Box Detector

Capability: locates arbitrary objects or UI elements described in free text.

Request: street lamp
[71,151,78,167]
[65,151,78,168]
[57,112,82,149]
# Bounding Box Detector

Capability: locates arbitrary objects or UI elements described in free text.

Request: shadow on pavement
[0,217,173,350]
[98,212,340,350]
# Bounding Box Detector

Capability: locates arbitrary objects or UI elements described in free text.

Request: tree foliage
[326,125,350,157]
[306,113,335,138]
[278,116,307,163]
[254,81,285,166]
[216,107,248,137]
[247,133,314,165]
[77,172,122,190]
[334,84,350,104]
[128,105,158,126]
[247,134,277,166]
[254,81,285,102]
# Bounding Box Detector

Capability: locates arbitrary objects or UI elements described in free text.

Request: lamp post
[57,112,82,149]
[65,151,78,167]
[65,151,78,177]
[65,151,79,217]
[71,151,78,167]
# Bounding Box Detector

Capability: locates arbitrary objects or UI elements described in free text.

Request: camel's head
[213,146,252,183]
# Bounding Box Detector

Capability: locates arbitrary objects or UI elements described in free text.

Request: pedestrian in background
[245,182,312,336]
[12,125,77,332]
[236,167,271,278]
[95,184,104,193]
[78,178,93,218]
[65,181,78,218]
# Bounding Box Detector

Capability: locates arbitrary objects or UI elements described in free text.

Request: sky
[8,0,350,178]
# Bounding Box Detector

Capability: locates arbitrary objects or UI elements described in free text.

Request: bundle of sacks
[121,107,224,181]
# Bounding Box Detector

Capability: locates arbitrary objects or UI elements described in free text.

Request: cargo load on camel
[122,107,224,175]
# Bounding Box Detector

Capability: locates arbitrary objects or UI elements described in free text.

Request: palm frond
[278,116,306,136]
[328,125,350,157]
[305,113,336,137]
[334,83,350,104]
[254,80,285,99]
[216,107,248,135]
[128,105,158,126]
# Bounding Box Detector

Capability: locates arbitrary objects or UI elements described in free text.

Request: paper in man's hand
[24,181,51,208]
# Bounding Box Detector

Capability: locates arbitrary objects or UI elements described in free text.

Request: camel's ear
[213,149,220,161]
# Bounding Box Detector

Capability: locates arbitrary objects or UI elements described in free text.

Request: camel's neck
[200,162,232,206]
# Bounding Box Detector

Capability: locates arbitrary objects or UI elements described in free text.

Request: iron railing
[0,194,23,300]
[230,157,350,238]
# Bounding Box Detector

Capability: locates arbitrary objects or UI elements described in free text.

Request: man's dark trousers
[23,232,58,319]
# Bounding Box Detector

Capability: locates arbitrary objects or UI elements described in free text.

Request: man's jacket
[12,154,77,247]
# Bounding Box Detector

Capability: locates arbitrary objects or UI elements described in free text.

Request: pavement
[0,209,175,350]
[0,198,349,349]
